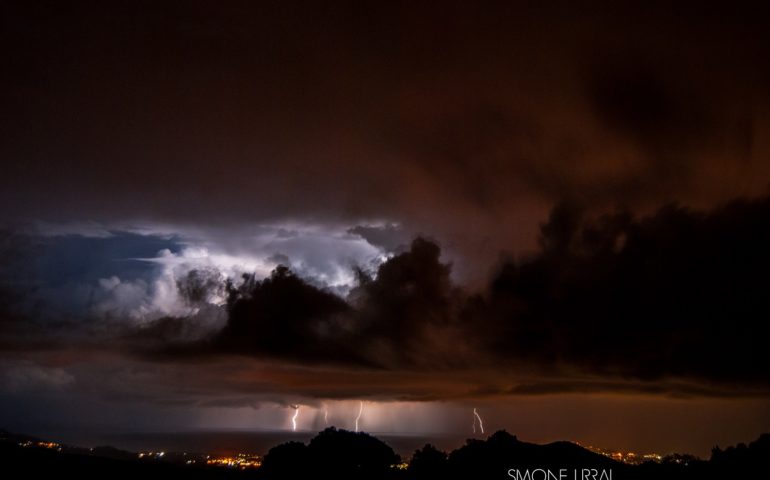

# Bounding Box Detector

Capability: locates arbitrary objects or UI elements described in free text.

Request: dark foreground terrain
[1,428,767,480]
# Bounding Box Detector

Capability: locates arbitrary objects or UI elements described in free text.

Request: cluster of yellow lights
[206,454,262,469]
[18,441,61,451]
[576,442,662,465]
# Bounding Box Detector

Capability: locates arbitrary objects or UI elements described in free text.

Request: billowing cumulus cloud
[0,222,381,314]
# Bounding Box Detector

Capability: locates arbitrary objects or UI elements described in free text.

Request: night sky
[1,1,770,456]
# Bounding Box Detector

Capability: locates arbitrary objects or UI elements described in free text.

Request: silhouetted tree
[408,444,447,479]
[307,427,400,479]
[261,441,310,479]
[709,433,770,478]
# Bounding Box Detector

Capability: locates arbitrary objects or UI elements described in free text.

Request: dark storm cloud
[4,198,770,398]
[346,237,465,367]
[215,266,358,363]
[474,195,770,387]
[133,195,770,396]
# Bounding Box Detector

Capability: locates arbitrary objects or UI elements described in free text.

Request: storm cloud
[119,195,770,397]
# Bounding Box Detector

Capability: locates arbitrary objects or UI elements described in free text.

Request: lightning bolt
[291,405,299,432]
[354,401,364,432]
[473,408,484,435]
[324,409,329,426]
